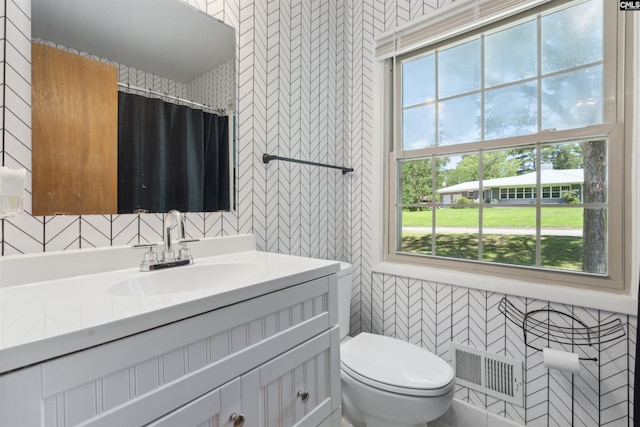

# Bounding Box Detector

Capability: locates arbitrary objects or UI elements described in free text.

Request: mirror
[31,0,236,215]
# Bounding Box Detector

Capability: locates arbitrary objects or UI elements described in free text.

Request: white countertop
[0,237,339,374]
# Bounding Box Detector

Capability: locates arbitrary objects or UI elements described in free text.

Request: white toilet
[337,262,455,427]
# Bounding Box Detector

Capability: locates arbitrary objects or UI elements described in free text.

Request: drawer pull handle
[297,390,310,403]
[230,413,245,426]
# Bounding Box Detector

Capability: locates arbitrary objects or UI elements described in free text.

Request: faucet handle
[133,243,159,267]
[133,242,158,250]
[177,239,198,262]
[178,238,199,245]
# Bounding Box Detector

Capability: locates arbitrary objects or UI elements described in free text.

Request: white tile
[44,215,80,251]
[4,84,30,128]
[5,21,30,67]
[4,106,31,150]
[205,212,223,237]
[487,411,525,427]
[421,281,437,353]
[441,399,488,427]
[2,134,30,176]
[80,215,112,248]
[2,214,43,255]
[139,213,163,244]
[6,0,30,40]
[111,214,139,246]
[184,212,205,238]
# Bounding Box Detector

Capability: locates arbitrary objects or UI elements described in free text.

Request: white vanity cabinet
[151,327,340,427]
[0,274,341,427]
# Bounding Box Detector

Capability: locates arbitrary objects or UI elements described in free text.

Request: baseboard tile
[435,399,525,427]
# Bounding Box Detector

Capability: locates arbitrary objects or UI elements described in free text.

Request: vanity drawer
[39,275,337,427]
[144,378,243,427]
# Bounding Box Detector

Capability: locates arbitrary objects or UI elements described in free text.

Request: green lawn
[401,207,583,228]
[402,233,583,271]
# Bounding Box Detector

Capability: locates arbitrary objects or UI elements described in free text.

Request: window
[525,187,534,199]
[386,0,628,289]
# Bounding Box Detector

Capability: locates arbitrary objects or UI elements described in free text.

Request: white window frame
[381,0,633,292]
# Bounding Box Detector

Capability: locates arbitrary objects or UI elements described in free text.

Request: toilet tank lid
[337,262,352,278]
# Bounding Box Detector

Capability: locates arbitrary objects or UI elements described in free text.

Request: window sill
[373,261,637,315]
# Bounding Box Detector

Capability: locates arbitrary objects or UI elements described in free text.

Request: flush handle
[229,413,245,427]
[297,389,310,403]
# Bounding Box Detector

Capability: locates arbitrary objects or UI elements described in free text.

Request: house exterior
[437,165,583,205]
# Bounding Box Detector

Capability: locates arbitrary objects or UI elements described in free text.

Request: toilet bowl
[337,263,454,427]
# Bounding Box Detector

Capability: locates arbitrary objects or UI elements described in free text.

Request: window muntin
[388,0,624,289]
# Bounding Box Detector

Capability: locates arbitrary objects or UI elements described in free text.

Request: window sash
[385,0,626,290]
[395,0,615,153]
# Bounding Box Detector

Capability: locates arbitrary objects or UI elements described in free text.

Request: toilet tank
[337,262,353,339]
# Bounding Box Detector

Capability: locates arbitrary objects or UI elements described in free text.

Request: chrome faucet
[133,210,199,271]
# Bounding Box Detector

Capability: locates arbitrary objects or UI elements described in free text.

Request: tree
[581,140,606,273]
[401,159,431,210]
[510,144,583,175]
[483,151,520,178]
[544,143,583,170]
[401,158,449,210]
[510,147,537,174]
[444,152,519,187]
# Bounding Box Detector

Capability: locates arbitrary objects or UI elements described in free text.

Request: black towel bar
[263,154,354,174]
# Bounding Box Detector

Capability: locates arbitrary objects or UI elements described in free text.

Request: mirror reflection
[30,0,236,216]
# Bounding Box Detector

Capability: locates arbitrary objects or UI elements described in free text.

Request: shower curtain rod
[263,153,354,174]
[117,82,227,114]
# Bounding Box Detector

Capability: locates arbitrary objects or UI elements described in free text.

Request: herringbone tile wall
[0,0,635,425]
[363,273,636,426]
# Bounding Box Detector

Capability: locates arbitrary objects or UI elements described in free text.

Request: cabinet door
[244,327,340,427]
[146,378,245,427]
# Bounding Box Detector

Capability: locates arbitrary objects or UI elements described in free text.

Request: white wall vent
[450,342,524,406]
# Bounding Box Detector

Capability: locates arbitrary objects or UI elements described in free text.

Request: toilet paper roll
[543,347,580,374]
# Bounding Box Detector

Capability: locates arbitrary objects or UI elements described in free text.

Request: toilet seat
[341,333,455,397]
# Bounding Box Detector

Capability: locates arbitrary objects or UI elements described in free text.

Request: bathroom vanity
[0,235,341,426]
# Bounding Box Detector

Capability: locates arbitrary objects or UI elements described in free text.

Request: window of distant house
[385,0,629,290]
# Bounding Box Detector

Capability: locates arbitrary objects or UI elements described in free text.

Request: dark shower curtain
[117,92,230,213]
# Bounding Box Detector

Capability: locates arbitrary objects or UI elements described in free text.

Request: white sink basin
[108,262,266,296]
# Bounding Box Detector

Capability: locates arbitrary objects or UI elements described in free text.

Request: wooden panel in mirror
[32,43,118,215]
